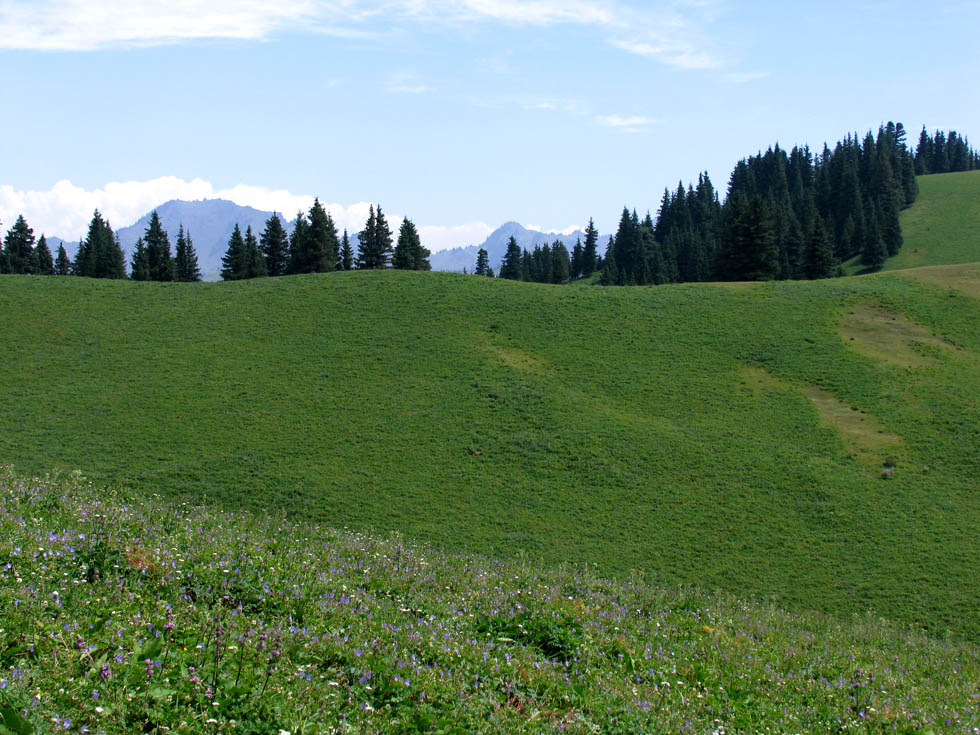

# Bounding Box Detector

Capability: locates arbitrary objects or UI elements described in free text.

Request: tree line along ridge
[1,124,976,283]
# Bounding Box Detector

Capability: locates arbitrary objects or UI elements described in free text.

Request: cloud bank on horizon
[0,178,501,252]
[0,0,726,70]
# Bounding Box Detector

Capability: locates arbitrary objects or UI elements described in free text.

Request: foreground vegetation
[2,468,979,734]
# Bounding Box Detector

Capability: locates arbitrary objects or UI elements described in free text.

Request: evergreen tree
[357,205,393,269]
[34,235,54,275]
[243,225,266,279]
[339,229,354,271]
[174,225,202,282]
[221,224,247,281]
[551,241,571,283]
[570,238,583,279]
[306,198,338,273]
[804,218,836,279]
[144,211,174,282]
[287,211,309,274]
[393,218,428,270]
[861,201,887,270]
[260,213,289,277]
[498,236,522,280]
[75,210,125,279]
[130,238,150,281]
[4,215,36,274]
[475,248,490,276]
[582,219,599,277]
[55,245,71,275]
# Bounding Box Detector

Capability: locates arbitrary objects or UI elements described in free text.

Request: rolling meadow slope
[887,170,980,270]
[2,261,980,638]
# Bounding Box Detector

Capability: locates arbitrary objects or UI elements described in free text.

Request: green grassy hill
[3,261,980,639]
[886,170,980,270]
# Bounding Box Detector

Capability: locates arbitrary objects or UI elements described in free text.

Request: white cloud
[418,222,494,252]
[0,1,727,71]
[609,37,718,70]
[596,114,659,132]
[0,0,318,50]
[0,177,483,251]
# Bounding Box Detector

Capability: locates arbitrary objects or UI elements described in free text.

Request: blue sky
[1,0,978,249]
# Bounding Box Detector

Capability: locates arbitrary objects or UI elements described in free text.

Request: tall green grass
[3,266,980,638]
[2,468,978,734]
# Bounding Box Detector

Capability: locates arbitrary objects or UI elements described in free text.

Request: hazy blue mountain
[430,222,587,273]
[116,200,291,279]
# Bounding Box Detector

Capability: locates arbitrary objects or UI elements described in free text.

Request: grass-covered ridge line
[887,170,980,270]
[2,468,979,735]
[2,262,980,639]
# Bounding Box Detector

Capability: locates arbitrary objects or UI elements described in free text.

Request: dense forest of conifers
[488,125,978,285]
[1,125,976,283]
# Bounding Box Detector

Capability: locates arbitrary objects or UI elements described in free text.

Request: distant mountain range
[47,199,586,278]
[429,221,587,273]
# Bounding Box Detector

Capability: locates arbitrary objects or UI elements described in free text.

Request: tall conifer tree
[55,245,71,275]
[144,211,174,281]
[582,218,599,277]
[221,224,247,281]
[339,229,354,271]
[498,236,522,280]
[475,248,490,276]
[34,235,54,275]
[130,238,150,281]
[287,211,309,274]
[174,225,202,282]
[260,213,289,277]
[243,225,266,279]
[357,205,393,269]
[4,215,36,274]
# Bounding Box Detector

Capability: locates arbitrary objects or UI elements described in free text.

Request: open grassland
[2,469,979,734]
[2,264,980,640]
[886,171,980,270]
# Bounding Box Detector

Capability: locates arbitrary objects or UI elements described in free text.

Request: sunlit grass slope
[886,170,980,270]
[2,267,980,638]
[3,468,978,734]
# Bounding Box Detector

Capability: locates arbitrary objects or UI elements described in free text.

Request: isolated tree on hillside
[34,235,54,275]
[357,205,393,269]
[260,213,289,277]
[220,224,246,281]
[475,248,490,276]
[339,229,354,271]
[144,211,174,281]
[4,215,36,274]
[55,245,71,275]
[174,225,202,282]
